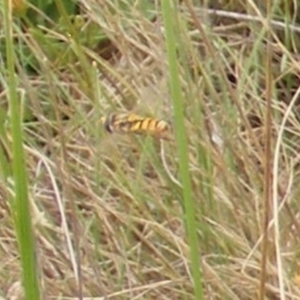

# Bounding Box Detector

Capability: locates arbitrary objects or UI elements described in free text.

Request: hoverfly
[100,112,170,139]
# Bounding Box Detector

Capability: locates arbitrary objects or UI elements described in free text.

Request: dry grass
[2,0,300,299]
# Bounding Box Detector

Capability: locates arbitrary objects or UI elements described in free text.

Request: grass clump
[1,0,300,299]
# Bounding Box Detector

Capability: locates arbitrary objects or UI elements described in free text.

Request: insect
[100,112,171,139]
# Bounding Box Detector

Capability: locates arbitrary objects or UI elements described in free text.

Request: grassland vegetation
[2,0,300,299]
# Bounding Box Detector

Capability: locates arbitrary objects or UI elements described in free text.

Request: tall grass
[1,0,300,299]
[2,2,40,300]
[161,1,203,298]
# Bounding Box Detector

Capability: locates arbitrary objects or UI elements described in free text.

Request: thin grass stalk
[259,0,273,299]
[3,2,40,299]
[161,1,203,298]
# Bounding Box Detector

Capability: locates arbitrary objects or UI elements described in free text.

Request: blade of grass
[161,1,203,298]
[3,3,40,299]
[259,1,273,299]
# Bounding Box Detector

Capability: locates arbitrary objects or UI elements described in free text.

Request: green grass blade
[3,5,40,300]
[161,1,203,299]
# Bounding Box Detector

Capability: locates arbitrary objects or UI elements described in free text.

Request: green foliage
[24,0,77,25]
